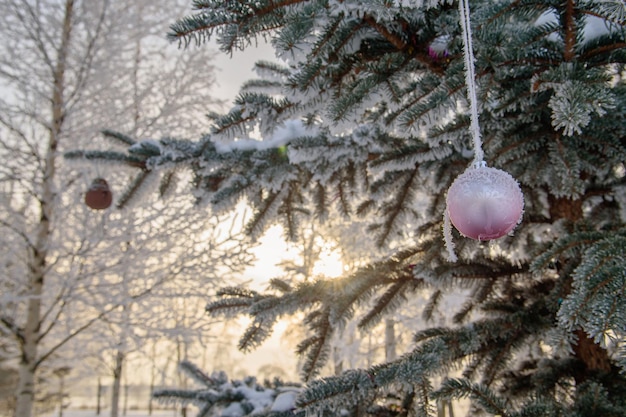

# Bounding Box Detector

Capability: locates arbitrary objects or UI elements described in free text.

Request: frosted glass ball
[446,166,523,240]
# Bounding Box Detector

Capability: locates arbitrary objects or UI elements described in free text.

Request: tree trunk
[57,371,66,417]
[177,339,188,417]
[148,378,154,415]
[13,2,74,417]
[14,354,37,417]
[549,197,613,381]
[333,346,343,376]
[148,343,156,415]
[110,350,125,417]
[572,329,612,384]
[123,384,128,416]
[437,401,445,417]
[384,319,397,362]
[436,399,455,417]
[97,378,102,415]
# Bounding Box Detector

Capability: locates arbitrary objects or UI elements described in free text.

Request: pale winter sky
[210,39,277,103]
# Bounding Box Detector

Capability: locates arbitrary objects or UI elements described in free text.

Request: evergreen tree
[70,0,626,415]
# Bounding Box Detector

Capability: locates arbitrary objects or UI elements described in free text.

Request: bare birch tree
[0,1,230,416]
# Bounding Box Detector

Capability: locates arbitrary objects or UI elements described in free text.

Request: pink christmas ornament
[442,0,525,261]
[446,165,523,240]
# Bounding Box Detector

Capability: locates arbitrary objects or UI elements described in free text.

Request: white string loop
[458,0,484,164]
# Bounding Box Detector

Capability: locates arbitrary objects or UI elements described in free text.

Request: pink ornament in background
[446,165,523,240]
[428,35,451,61]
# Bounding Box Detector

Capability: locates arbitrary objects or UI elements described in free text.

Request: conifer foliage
[154,361,304,417]
[69,0,626,415]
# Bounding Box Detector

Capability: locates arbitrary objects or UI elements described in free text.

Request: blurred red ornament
[446,166,523,240]
[85,178,112,210]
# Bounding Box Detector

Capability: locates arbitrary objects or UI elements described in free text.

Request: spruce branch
[115,170,150,208]
[452,279,496,324]
[268,278,292,293]
[64,150,147,169]
[168,0,306,49]
[158,170,176,197]
[326,248,421,330]
[414,380,434,417]
[238,318,273,352]
[245,187,289,239]
[298,308,332,381]
[252,0,307,18]
[564,0,576,62]
[433,378,510,417]
[178,360,217,387]
[296,369,377,411]
[530,231,605,271]
[101,129,136,147]
[216,286,261,298]
[412,327,450,344]
[358,272,419,330]
[361,14,405,51]
[308,15,343,61]
[422,289,443,323]
[361,14,445,76]
[581,41,626,61]
[373,167,420,247]
[205,297,256,318]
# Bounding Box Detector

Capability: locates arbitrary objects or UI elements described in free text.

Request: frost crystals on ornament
[85,178,113,210]
[446,163,523,241]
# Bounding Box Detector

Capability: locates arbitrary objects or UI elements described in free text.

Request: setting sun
[312,246,344,278]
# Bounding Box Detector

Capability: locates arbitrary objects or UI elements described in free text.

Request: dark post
[123,384,128,415]
[96,378,102,415]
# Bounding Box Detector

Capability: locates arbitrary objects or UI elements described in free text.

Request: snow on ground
[45,410,179,417]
